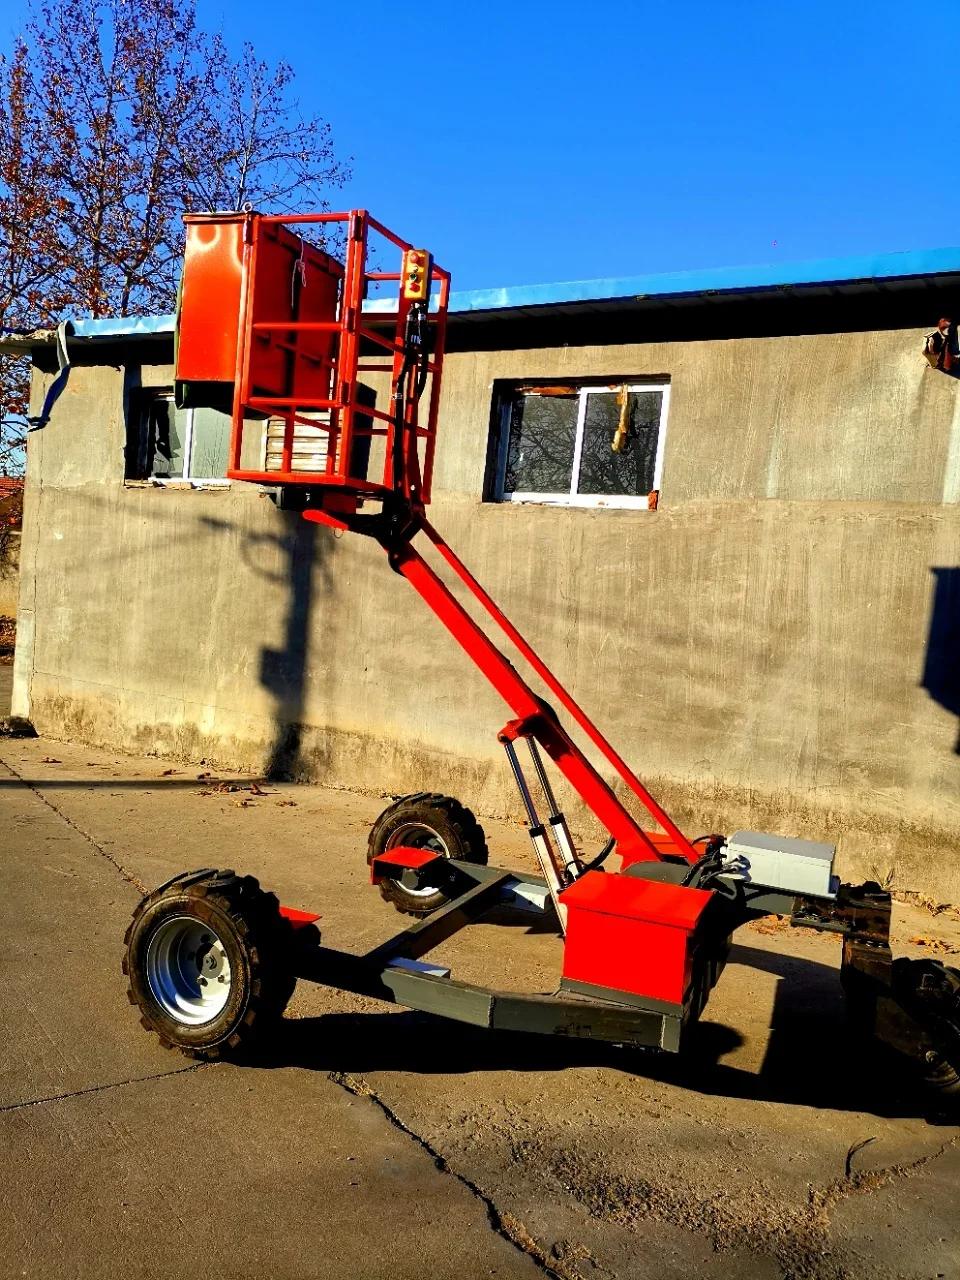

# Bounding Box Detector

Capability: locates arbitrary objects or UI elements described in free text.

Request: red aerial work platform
[116,209,960,1106]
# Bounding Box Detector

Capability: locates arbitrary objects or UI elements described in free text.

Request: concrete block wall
[15,327,960,901]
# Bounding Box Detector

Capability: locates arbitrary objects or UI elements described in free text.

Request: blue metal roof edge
[70,314,176,339]
[63,245,960,337]
[441,245,960,315]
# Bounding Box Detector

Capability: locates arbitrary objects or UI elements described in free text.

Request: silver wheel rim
[145,916,233,1024]
[386,822,449,897]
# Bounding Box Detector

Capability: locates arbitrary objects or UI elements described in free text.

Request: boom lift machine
[123,210,960,1101]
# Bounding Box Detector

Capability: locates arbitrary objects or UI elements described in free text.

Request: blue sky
[6,1,957,292]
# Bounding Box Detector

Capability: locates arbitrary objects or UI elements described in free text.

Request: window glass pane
[576,390,662,496]
[189,407,232,478]
[150,399,188,479]
[503,393,578,494]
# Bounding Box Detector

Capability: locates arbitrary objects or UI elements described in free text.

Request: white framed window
[125,389,231,485]
[493,381,670,509]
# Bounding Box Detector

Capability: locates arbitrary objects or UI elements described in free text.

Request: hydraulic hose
[391,301,428,492]
[578,837,616,875]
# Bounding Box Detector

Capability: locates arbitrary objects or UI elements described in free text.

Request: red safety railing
[224,210,449,501]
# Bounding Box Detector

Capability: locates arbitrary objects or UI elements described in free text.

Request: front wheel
[123,868,296,1059]
[367,793,488,916]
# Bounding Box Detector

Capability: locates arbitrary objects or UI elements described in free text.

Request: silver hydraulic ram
[526,737,583,883]
[501,737,568,931]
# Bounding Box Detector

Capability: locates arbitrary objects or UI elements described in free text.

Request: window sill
[500,490,659,511]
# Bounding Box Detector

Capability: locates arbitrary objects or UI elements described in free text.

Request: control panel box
[726,830,837,898]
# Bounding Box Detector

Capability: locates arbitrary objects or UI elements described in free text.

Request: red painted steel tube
[364,213,413,249]
[355,360,441,374]
[223,469,394,492]
[419,520,697,861]
[388,541,664,863]
[336,212,366,482]
[251,321,343,331]
[422,273,450,503]
[259,212,350,224]
[247,397,341,408]
[230,212,258,475]
[356,326,412,356]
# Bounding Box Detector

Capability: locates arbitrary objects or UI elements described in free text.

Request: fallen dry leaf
[276,800,297,807]
[214,782,242,793]
[40,757,62,764]
[249,782,272,796]
[909,935,957,954]
[750,915,791,935]
[895,890,960,920]
[232,798,255,808]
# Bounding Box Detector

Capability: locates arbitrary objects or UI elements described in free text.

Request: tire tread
[123,868,296,1060]
[367,793,488,917]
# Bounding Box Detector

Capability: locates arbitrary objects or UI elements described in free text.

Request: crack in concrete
[0,755,149,893]
[0,1063,209,1114]
[329,1069,589,1280]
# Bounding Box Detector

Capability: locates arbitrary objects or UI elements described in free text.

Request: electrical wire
[681,836,727,887]
[391,301,428,493]
[578,837,616,875]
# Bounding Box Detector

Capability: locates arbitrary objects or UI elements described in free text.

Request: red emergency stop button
[401,248,433,301]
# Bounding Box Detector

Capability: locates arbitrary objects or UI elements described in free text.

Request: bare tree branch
[0,0,351,472]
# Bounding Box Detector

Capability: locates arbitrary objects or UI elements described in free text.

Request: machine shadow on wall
[921,567,960,753]
[258,512,325,778]
[200,508,332,780]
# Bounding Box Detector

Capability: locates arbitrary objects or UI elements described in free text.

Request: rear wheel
[123,868,296,1059]
[919,1048,960,1099]
[368,793,488,916]
[893,958,960,1101]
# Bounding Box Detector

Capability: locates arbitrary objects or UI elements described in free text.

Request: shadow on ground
[240,939,944,1122]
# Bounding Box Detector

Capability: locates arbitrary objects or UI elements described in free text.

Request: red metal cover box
[177,214,246,385]
[177,214,343,392]
[559,872,712,1007]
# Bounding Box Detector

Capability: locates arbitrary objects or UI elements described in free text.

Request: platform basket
[175,209,450,503]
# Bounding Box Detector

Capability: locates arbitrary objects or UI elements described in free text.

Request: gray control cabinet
[726,830,837,898]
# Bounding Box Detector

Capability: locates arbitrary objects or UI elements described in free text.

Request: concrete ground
[1,728,959,1279]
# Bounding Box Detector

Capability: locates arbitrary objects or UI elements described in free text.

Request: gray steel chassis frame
[293,861,687,1051]
[290,857,945,1074]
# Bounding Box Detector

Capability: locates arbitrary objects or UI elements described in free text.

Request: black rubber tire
[892,958,960,1102]
[367,792,488,916]
[918,1049,960,1100]
[122,868,297,1060]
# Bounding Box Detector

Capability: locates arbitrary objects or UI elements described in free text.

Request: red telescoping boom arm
[303,499,697,867]
[221,208,697,869]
